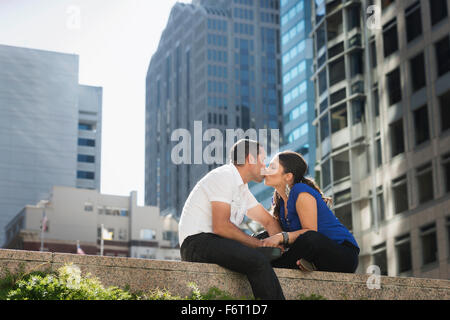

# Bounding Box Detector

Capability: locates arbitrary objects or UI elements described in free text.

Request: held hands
[260,233,285,252]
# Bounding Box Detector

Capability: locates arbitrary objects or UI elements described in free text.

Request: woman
[262,151,359,273]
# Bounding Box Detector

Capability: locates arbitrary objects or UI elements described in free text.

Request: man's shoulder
[202,163,235,181]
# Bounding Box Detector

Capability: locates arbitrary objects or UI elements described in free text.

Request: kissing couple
[178,139,359,300]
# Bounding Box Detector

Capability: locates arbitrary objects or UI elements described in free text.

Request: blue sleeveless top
[278,183,359,249]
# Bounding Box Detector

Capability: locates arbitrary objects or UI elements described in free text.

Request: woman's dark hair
[271,151,332,221]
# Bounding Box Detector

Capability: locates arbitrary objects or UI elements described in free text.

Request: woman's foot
[296,259,317,272]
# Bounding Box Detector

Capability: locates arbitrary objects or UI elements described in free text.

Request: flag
[41,213,48,232]
[76,241,85,255]
[101,227,113,240]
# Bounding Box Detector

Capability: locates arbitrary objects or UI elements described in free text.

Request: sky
[0,0,192,205]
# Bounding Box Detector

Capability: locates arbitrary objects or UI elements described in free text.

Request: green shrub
[1,263,281,300]
[141,283,241,300]
[143,287,182,300]
[7,264,133,300]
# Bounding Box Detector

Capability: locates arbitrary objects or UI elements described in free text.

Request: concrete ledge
[1,249,449,300]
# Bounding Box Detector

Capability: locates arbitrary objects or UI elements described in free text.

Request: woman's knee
[295,231,322,248]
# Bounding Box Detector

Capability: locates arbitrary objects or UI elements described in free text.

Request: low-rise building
[3,186,180,260]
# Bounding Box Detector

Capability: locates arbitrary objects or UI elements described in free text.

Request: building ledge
[0,249,449,300]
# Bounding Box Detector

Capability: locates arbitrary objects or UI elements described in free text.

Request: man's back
[178,163,257,246]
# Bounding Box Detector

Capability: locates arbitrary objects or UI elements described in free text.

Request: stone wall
[0,249,449,300]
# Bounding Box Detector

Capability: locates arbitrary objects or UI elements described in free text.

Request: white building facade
[4,186,180,261]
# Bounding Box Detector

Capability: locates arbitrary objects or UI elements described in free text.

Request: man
[178,139,285,300]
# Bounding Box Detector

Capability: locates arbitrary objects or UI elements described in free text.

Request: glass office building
[250,0,316,210]
[145,0,282,217]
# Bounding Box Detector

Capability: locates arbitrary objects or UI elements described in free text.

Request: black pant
[180,232,285,300]
[271,230,359,273]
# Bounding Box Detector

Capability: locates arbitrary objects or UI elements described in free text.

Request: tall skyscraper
[310,0,450,279]
[145,0,282,216]
[0,44,102,246]
[250,0,316,209]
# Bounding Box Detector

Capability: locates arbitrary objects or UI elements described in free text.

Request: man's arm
[211,201,262,248]
[246,204,282,236]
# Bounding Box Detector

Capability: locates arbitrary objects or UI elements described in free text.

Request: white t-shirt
[178,163,259,246]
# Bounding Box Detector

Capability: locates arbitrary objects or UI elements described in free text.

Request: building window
[333,151,350,182]
[442,152,450,193]
[395,234,412,274]
[370,38,377,69]
[390,119,405,157]
[381,0,395,10]
[78,138,96,147]
[330,104,348,133]
[439,90,450,132]
[297,144,310,157]
[430,0,448,26]
[118,229,127,240]
[351,98,365,125]
[334,204,353,232]
[140,229,156,240]
[320,114,330,142]
[328,42,344,60]
[414,105,430,145]
[405,1,422,43]
[416,163,434,204]
[285,101,307,123]
[372,242,388,276]
[329,57,346,86]
[392,175,408,214]
[386,67,402,105]
[370,186,385,223]
[321,159,331,188]
[347,3,361,31]
[350,51,364,77]
[84,203,93,212]
[327,11,343,41]
[316,24,326,51]
[287,123,308,143]
[77,171,95,180]
[330,88,346,106]
[435,36,450,77]
[373,88,380,117]
[383,18,399,58]
[77,154,95,163]
[319,69,327,95]
[410,52,426,92]
[420,223,438,266]
[78,123,94,131]
[376,138,383,167]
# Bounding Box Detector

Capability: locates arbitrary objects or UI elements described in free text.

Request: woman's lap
[271,231,359,273]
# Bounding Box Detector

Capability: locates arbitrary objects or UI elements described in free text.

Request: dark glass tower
[145,0,282,216]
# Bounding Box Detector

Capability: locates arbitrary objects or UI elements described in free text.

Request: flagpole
[40,208,45,252]
[100,224,104,256]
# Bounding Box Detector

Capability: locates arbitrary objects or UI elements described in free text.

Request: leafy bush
[1,263,272,300]
[141,282,242,300]
[7,264,133,300]
[2,264,240,300]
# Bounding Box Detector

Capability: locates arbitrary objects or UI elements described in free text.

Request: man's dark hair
[230,139,261,166]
